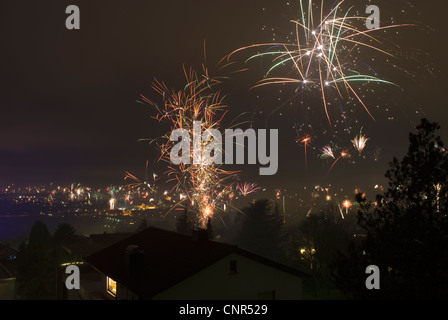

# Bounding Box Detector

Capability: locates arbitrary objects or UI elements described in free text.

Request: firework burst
[318,143,348,172]
[139,66,238,228]
[237,182,260,196]
[228,0,413,125]
[352,128,369,154]
[319,144,335,159]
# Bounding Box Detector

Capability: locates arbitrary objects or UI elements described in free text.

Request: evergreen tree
[236,199,284,261]
[27,220,50,251]
[16,221,56,299]
[289,208,357,297]
[52,223,76,245]
[50,223,76,269]
[333,118,448,299]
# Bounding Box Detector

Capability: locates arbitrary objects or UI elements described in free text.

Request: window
[229,260,238,274]
[106,277,117,297]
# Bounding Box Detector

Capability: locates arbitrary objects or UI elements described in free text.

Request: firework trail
[299,135,312,170]
[337,202,345,219]
[329,150,348,172]
[227,0,412,125]
[139,66,238,228]
[124,171,155,192]
[319,143,348,172]
[124,160,156,192]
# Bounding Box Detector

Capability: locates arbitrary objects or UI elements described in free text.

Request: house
[57,232,134,300]
[60,232,134,263]
[0,243,18,300]
[80,227,307,300]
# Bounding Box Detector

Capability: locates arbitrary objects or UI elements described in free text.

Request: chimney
[125,244,145,278]
[192,228,208,243]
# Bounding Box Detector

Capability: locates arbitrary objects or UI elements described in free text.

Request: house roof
[0,244,18,260]
[84,227,307,299]
[62,232,134,257]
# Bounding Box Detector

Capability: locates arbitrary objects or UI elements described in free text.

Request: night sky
[1,0,447,195]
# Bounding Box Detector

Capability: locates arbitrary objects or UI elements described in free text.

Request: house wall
[152,253,303,300]
[116,280,138,300]
[0,278,15,300]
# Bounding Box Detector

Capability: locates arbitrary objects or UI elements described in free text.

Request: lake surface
[0,212,177,247]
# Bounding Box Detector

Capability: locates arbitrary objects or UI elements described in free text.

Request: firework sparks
[237,182,260,196]
[228,0,412,124]
[352,128,369,154]
[319,145,335,159]
[342,199,351,214]
[109,197,115,210]
[139,66,238,228]
[124,166,156,192]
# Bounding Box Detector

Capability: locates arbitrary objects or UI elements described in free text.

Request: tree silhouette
[15,221,81,299]
[354,192,367,205]
[51,223,77,266]
[333,118,448,299]
[27,221,50,251]
[52,223,76,245]
[286,208,358,297]
[16,221,56,299]
[236,199,284,261]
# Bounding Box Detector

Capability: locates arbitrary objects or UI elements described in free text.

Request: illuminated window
[107,277,117,297]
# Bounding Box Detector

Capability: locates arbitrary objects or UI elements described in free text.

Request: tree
[16,221,56,299]
[52,223,76,245]
[287,208,358,297]
[354,191,367,205]
[384,118,447,210]
[27,221,50,251]
[236,199,284,261]
[51,223,77,267]
[15,222,80,299]
[333,118,448,299]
